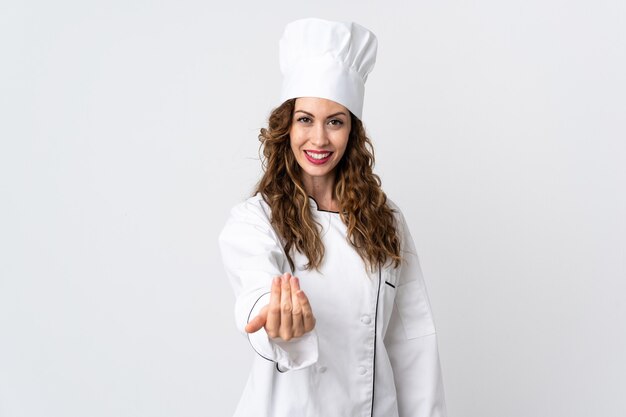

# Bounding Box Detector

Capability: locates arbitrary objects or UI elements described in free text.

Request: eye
[296,116,312,123]
[328,119,344,126]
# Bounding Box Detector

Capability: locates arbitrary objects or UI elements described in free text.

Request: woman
[219,18,447,417]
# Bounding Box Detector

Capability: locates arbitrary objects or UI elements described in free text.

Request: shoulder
[385,196,401,213]
[385,196,407,226]
[226,192,273,224]
[219,192,281,245]
[385,195,413,252]
[218,195,288,270]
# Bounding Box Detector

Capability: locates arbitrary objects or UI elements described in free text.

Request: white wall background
[1,1,625,416]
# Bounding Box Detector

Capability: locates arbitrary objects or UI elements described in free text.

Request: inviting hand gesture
[245,272,316,341]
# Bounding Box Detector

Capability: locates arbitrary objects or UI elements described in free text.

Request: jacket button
[357,366,367,376]
[318,366,327,373]
[360,315,371,325]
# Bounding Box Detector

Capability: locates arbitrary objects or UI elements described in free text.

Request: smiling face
[289,97,352,192]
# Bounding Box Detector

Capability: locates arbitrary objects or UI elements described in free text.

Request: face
[289,97,352,187]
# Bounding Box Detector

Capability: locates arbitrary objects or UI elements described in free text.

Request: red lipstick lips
[304,150,333,165]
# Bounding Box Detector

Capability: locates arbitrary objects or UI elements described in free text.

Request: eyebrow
[294,110,348,118]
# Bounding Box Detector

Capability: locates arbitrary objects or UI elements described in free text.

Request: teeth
[306,151,331,160]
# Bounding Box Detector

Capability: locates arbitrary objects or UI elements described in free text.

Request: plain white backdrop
[1,1,625,416]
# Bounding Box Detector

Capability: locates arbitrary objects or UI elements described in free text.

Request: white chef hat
[278,17,378,120]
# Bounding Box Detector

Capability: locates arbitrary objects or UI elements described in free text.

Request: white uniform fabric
[218,193,447,417]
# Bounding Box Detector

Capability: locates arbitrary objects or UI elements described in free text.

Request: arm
[218,199,318,371]
[384,207,447,416]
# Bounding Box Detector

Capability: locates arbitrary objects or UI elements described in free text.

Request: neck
[302,175,337,212]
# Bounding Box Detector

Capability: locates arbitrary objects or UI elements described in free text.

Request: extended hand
[245,272,316,340]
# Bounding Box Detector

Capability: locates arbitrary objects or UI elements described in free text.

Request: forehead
[294,97,349,115]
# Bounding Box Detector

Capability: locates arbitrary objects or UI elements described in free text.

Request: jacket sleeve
[218,199,318,371]
[383,206,447,417]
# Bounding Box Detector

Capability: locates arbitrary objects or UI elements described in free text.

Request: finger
[297,290,316,332]
[265,276,281,338]
[290,276,302,315]
[290,276,304,337]
[245,305,268,333]
[280,273,293,340]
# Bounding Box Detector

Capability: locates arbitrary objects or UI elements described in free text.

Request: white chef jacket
[218,193,447,417]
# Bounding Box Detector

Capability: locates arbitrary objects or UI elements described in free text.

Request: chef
[219,17,447,417]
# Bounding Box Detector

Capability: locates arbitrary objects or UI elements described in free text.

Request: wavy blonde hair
[253,98,402,273]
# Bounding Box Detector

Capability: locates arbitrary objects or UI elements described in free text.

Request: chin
[304,166,336,178]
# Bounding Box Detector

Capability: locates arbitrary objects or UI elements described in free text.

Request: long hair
[253,98,402,273]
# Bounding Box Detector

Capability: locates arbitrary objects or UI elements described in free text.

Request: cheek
[289,129,304,150]
[289,143,298,163]
[288,130,297,151]
[334,133,350,157]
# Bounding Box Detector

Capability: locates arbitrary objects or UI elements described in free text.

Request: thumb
[245,306,268,333]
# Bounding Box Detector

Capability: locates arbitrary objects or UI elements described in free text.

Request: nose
[309,121,330,147]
